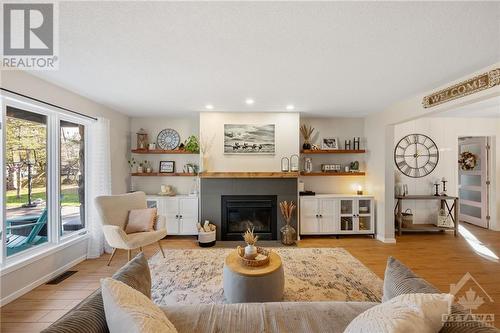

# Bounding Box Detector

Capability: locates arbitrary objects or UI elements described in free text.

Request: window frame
[0,92,91,266]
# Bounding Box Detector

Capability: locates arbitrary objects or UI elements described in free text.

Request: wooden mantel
[199,171,299,179]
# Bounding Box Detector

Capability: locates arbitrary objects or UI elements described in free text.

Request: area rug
[149,248,382,306]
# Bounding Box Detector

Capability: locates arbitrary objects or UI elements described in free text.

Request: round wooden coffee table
[223,250,284,303]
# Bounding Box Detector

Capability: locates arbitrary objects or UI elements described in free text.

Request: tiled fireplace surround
[200,178,298,241]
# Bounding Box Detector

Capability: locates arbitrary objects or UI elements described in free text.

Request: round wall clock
[157,128,180,150]
[394,134,439,178]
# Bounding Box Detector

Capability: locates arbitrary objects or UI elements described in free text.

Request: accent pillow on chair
[125,208,157,234]
[101,278,177,333]
[344,293,454,333]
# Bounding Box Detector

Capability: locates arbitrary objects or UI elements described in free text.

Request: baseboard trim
[0,255,86,307]
[376,234,397,243]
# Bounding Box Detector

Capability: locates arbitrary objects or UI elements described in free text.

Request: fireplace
[221,195,277,241]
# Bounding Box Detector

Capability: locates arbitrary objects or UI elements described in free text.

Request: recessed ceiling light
[245,99,254,105]
[286,104,295,111]
[205,104,214,110]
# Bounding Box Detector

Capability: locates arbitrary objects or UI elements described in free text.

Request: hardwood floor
[1,223,499,332]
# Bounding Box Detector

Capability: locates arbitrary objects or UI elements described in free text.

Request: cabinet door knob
[315,214,319,218]
[179,215,183,219]
[319,214,323,218]
[175,215,179,219]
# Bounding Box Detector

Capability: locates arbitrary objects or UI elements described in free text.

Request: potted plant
[184,135,200,153]
[243,227,258,259]
[128,158,136,171]
[144,160,152,173]
[279,201,297,245]
[137,162,144,173]
[300,124,315,150]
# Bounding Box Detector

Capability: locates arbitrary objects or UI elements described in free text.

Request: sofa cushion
[161,301,378,333]
[382,256,439,302]
[345,293,454,333]
[383,257,500,333]
[41,253,151,333]
[101,278,177,333]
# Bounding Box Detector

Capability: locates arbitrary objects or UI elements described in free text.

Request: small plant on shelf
[128,157,136,171]
[143,160,152,173]
[300,124,315,150]
[184,135,200,153]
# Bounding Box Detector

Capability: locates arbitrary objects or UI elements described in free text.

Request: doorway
[458,136,490,228]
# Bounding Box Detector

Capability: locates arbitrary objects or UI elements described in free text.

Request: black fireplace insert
[221,195,277,241]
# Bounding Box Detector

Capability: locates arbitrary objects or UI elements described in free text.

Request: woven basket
[236,246,271,267]
[402,209,413,228]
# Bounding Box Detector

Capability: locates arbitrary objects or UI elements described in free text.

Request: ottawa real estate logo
[2,2,59,70]
[444,272,495,328]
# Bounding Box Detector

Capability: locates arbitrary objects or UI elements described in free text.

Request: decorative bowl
[236,246,271,267]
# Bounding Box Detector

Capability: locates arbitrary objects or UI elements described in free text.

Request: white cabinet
[300,195,374,236]
[146,196,199,235]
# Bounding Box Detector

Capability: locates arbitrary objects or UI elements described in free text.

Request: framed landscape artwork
[224,124,275,154]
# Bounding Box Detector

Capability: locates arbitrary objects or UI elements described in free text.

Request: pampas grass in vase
[243,227,258,259]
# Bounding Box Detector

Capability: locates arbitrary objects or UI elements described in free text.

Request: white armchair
[95,191,167,265]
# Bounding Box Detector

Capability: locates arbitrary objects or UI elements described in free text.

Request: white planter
[198,230,216,247]
[244,244,258,259]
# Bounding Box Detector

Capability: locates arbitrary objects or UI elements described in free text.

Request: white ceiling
[30,1,500,117]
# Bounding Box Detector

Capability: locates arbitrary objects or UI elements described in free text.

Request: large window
[5,107,49,256]
[60,120,85,236]
[2,96,89,262]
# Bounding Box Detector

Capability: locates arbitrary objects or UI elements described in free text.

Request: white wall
[365,62,500,242]
[394,117,498,226]
[1,71,130,304]
[300,117,365,194]
[129,116,200,195]
[199,112,300,172]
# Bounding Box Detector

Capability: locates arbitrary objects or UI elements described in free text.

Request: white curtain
[87,117,112,258]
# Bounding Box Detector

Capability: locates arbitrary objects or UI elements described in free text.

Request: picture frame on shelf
[321,137,339,150]
[159,161,175,173]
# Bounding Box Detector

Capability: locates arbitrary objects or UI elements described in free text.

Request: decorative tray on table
[236,246,271,267]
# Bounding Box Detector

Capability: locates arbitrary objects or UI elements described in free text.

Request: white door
[179,198,198,235]
[300,198,319,234]
[164,198,180,234]
[318,199,336,233]
[458,137,489,228]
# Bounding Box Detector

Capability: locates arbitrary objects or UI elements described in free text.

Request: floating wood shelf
[199,172,299,179]
[131,149,198,154]
[131,173,197,177]
[300,172,365,176]
[301,149,366,154]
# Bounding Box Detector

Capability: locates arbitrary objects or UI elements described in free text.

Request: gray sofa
[42,254,499,333]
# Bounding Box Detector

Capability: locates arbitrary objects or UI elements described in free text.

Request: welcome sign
[423,68,500,108]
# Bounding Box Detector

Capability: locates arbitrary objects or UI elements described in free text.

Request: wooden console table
[395,195,459,237]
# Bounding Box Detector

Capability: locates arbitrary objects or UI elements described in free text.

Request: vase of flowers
[279,201,296,245]
[243,228,258,259]
[300,124,315,150]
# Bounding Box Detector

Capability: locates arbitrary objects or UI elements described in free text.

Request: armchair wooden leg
[139,246,143,252]
[127,249,132,261]
[107,248,117,266]
[158,241,165,258]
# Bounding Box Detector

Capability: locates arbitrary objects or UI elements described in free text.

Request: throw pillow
[125,208,157,234]
[41,253,152,333]
[101,278,177,333]
[344,293,453,333]
[383,256,440,302]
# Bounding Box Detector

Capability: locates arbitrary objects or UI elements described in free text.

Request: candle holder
[441,179,448,196]
[433,183,440,196]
